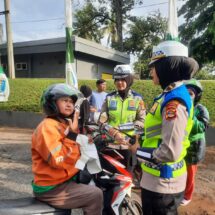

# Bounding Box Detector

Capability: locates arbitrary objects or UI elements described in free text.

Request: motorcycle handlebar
[107,143,129,150]
[84,124,138,147]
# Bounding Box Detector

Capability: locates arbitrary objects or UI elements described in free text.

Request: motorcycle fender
[112,185,131,215]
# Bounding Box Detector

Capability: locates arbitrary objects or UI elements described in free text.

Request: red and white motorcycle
[84,123,142,215]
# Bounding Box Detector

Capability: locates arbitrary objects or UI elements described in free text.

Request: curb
[0,111,44,129]
[0,110,214,146]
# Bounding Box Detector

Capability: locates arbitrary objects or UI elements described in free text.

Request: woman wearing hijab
[98,64,146,214]
[132,40,197,215]
[99,65,146,169]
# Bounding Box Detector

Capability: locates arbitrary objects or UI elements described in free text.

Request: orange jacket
[32,118,80,186]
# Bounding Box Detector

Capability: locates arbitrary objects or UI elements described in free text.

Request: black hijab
[153,56,198,89]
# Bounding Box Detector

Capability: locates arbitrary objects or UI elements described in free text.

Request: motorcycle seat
[0,197,71,215]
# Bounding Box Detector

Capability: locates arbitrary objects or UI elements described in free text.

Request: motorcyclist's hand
[67,118,77,133]
[67,111,79,133]
[74,109,80,119]
[75,98,84,111]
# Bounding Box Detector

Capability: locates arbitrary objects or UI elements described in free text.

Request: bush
[0,79,214,126]
[194,70,215,80]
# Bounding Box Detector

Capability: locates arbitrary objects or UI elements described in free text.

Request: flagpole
[65,0,78,88]
[166,0,179,41]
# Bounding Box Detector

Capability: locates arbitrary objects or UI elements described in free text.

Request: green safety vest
[107,92,142,136]
[141,96,193,178]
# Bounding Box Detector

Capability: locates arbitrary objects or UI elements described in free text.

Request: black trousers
[141,188,184,215]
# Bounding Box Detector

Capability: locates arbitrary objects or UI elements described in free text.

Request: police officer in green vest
[181,79,210,206]
[132,40,198,215]
[99,64,146,169]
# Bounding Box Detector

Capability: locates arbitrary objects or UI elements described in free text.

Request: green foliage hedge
[0,79,214,126]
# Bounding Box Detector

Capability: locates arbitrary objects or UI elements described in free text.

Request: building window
[1,63,7,71]
[16,63,28,70]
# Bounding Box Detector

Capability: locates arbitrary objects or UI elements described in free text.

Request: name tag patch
[128,100,136,110]
[109,100,117,110]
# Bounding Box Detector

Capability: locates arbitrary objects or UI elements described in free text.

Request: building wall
[1,52,66,78]
[0,37,130,79]
[32,52,65,78]
[1,51,120,79]
[98,63,114,78]
[77,59,97,79]
[76,52,116,79]
[14,54,31,78]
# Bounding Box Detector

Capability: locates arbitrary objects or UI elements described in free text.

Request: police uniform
[100,89,146,168]
[137,81,194,214]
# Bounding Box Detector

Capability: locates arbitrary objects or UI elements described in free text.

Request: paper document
[75,134,102,174]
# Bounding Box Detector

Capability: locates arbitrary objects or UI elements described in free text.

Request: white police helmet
[149,40,188,65]
[113,65,133,79]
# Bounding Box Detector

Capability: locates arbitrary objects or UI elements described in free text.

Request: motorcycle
[83,123,142,215]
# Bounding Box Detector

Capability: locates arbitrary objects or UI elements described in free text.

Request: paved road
[0,127,83,215]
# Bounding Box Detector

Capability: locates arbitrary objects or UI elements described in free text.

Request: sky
[0,0,186,44]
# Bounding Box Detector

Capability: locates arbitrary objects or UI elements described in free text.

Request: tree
[73,2,106,43]
[100,13,118,47]
[124,13,167,79]
[87,0,143,51]
[178,0,215,66]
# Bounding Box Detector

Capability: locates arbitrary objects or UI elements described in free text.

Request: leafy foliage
[1,79,215,126]
[194,62,215,80]
[194,70,215,80]
[77,0,143,50]
[73,2,105,42]
[123,13,167,79]
[178,0,215,65]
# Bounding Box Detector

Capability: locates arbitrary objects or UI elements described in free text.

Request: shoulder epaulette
[131,90,143,99]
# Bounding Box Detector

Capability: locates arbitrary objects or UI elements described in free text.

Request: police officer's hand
[108,128,127,145]
[129,135,140,153]
[114,132,127,145]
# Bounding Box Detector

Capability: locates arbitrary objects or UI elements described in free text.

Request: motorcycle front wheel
[119,193,142,215]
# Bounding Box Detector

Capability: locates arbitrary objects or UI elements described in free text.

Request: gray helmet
[41,83,82,116]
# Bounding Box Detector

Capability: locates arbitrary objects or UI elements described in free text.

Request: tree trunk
[112,0,123,51]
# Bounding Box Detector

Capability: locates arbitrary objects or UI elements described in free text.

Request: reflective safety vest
[141,91,193,179]
[107,91,142,136]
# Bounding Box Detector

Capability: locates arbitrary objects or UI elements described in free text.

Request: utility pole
[0,23,3,66]
[4,0,15,79]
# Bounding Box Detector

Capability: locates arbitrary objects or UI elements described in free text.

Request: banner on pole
[166,0,179,41]
[65,0,78,89]
[65,27,78,88]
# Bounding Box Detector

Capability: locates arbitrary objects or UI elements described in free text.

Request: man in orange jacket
[31,83,103,215]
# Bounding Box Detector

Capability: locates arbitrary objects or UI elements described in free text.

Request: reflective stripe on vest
[141,96,193,179]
